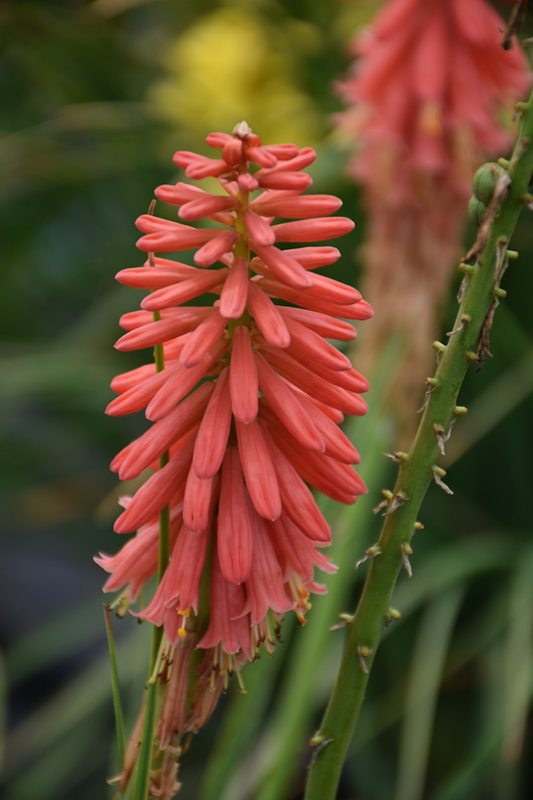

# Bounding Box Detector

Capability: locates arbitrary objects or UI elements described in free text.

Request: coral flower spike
[336,0,530,427]
[98,122,371,797]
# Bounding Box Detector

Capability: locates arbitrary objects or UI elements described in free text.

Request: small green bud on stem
[472,162,508,205]
[468,195,487,226]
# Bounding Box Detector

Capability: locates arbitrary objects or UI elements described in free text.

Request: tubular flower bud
[97,123,371,775]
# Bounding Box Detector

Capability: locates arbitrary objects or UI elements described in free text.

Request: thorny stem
[304,87,533,800]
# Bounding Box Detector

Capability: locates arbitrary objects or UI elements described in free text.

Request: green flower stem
[153,316,170,589]
[304,90,533,800]
[132,309,171,800]
[143,329,171,681]
[103,605,126,771]
[132,677,158,800]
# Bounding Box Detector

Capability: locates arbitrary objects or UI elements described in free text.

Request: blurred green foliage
[1,1,533,799]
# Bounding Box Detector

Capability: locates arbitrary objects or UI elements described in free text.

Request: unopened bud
[468,195,487,227]
[472,162,508,206]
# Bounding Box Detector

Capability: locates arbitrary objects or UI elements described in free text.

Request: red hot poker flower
[97,122,372,763]
[335,0,530,429]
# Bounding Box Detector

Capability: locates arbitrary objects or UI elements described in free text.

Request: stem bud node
[381,491,410,516]
[446,313,472,337]
[373,489,393,514]
[418,377,441,412]
[355,544,382,570]
[330,613,354,631]
[386,607,402,622]
[357,645,373,673]
[400,543,413,578]
[383,451,409,463]
[492,287,507,298]
[431,465,454,495]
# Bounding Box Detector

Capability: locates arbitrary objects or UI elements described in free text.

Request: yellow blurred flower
[148,7,322,147]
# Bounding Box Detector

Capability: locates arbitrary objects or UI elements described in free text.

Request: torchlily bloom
[97,122,371,794]
[336,0,530,424]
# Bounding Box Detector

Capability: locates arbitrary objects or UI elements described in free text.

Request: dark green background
[1,2,532,799]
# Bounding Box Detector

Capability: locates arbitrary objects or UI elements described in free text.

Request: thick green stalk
[304,90,533,800]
